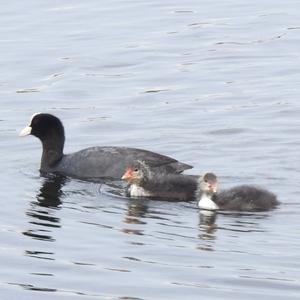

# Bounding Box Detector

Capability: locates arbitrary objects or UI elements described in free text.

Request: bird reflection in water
[36,173,68,208]
[197,208,269,252]
[121,198,149,236]
[197,210,218,251]
[23,174,68,243]
[100,181,149,236]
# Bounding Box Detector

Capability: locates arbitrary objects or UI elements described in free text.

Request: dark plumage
[197,173,279,211]
[20,113,192,180]
[122,161,197,201]
[214,185,279,211]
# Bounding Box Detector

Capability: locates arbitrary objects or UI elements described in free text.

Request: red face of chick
[121,167,137,183]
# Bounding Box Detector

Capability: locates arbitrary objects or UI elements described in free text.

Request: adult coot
[121,161,197,201]
[20,113,192,180]
[196,172,279,211]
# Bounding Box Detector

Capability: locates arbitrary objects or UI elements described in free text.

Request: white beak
[19,126,32,137]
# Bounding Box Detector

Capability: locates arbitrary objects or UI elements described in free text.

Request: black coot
[20,113,192,180]
[121,161,197,201]
[197,173,279,211]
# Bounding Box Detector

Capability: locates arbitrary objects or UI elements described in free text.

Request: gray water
[1,0,300,299]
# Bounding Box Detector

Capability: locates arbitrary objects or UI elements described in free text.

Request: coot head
[198,172,218,194]
[20,113,65,169]
[20,113,65,142]
[121,160,152,185]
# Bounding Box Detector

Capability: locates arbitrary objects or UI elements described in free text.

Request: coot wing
[55,146,192,179]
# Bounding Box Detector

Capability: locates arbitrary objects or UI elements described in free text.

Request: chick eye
[204,179,208,183]
[134,168,139,172]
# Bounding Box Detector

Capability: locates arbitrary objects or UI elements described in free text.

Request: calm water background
[0,0,300,299]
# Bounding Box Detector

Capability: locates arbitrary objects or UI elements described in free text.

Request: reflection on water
[101,181,149,234]
[199,210,218,228]
[197,210,218,251]
[23,174,67,242]
[196,209,273,253]
[8,282,57,293]
[25,250,54,261]
[125,198,149,220]
[36,174,68,208]
[198,210,218,236]
[217,212,268,233]
[121,199,149,235]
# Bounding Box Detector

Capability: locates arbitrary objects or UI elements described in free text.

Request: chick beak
[121,168,133,181]
[208,182,218,193]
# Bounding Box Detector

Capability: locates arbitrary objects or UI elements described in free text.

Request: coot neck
[198,192,219,210]
[40,134,64,171]
[138,174,158,192]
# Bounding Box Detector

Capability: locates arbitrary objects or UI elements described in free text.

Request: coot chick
[121,161,197,201]
[20,113,192,180]
[197,173,279,211]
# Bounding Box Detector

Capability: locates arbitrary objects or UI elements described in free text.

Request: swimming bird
[196,172,279,211]
[121,160,197,201]
[19,113,192,180]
